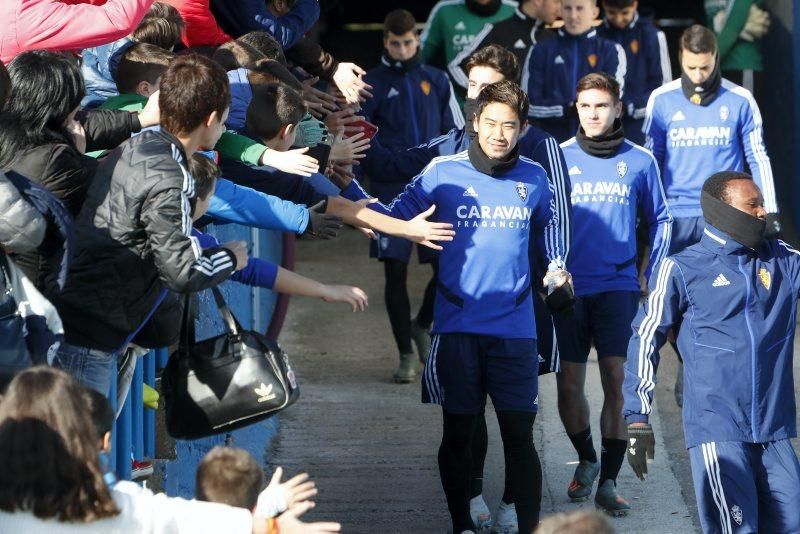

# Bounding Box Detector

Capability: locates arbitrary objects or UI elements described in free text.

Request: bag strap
[211,286,241,336]
[179,293,195,354]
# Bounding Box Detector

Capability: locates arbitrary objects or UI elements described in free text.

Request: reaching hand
[321,284,368,311]
[626,423,656,481]
[326,161,355,189]
[302,76,339,118]
[275,501,341,534]
[405,205,455,250]
[294,115,327,148]
[222,240,249,271]
[305,201,343,239]
[323,108,364,137]
[138,90,161,128]
[330,132,370,162]
[255,467,318,518]
[332,62,373,104]
[260,147,319,176]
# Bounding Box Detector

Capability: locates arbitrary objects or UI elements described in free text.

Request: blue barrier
[112,224,292,496]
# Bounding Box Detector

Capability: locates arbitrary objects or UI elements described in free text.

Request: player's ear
[614,101,623,119]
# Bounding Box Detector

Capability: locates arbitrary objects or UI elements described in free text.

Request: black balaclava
[465,0,502,17]
[468,137,520,177]
[681,53,722,106]
[701,191,766,250]
[381,50,420,73]
[463,97,479,138]
[576,118,625,158]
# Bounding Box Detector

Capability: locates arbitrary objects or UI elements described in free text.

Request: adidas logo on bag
[712,274,730,287]
[254,383,276,403]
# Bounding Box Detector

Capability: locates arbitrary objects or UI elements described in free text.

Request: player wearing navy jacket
[623,172,800,534]
[558,73,671,515]
[360,9,464,383]
[597,0,671,145]
[521,0,627,142]
[364,80,567,534]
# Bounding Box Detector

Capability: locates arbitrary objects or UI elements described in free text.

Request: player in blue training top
[364,80,567,534]
[597,0,671,145]
[360,9,464,384]
[558,72,672,515]
[623,172,800,534]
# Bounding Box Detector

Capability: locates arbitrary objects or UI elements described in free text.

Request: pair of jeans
[53,341,119,397]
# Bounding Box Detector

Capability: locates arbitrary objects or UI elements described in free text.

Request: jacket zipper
[737,256,759,442]
[571,40,578,102]
[404,77,421,146]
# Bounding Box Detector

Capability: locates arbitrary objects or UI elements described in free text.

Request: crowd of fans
[0,0,780,532]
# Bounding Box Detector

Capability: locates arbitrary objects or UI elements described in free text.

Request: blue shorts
[688,439,800,533]
[563,290,640,362]
[421,334,539,414]
[669,216,705,254]
[369,232,438,264]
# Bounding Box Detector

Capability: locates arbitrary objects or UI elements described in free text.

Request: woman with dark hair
[0,51,160,289]
[0,367,337,533]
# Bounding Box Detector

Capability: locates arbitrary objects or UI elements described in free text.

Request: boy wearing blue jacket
[363,80,567,534]
[623,172,800,534]
[597,0,671,145]
[643,24,778,252]
[521,0,627,142]
[360,9,464,383]
[558,72,671,515]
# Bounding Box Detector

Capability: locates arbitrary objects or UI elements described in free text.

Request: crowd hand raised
[302,76,339,118]
[326,161,355,189]
[255,467,318,519]
[275,501,341,534]
[321,284,368,311]
[304,200,343,239]
[332,62,373,104]
[323,108,364,137]
[260,147,319,177]
[626,423,656,481]
[222,240,249,271]
[405,205,455,250]
[330,132,370,162]
[294,114,327,147]
[65,118,87,154]
[138,90,161,128]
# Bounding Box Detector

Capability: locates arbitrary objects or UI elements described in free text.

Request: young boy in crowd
[597,0,671,144]
[361,9,464,382]
[522,0,627,142]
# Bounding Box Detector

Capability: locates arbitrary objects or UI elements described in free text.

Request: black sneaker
[595,479,631,517]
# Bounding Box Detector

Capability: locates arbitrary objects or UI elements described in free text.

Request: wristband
[267,517,279,534]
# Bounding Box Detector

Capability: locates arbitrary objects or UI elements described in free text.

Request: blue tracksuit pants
[688,440,800,533]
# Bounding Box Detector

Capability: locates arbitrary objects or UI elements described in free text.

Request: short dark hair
[474,79,529,122]
[680,24,718,55]
[576,72,620,103]
[212,40,265,71]
[159,54,230,137]
[133,2,185,51]
[196,447,264,510]
[189,153,221,200]
[115,42,174,94]
[237,32,287,66]
[247,59,303,92]
[383,9,417,39]
[83,387,114,443]
[0,61,10,112]
[702,171,753,204]
[246,82,306,141]
[465,44,520,83]
[602,0,636,8]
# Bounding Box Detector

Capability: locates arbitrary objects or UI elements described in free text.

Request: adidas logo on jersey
[671,110,686,122]
[463,185,479,197]
[387,87,399,99]
[554,55,565,64]
[712,274,731,287]
[454,21,466,30]
[568,165,582,175]
[514,38,526,49]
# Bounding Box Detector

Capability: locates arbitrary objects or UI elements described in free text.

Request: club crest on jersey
[420,80,431,96]
[516,182,528,201]
[690,93,702,105]
[630,39,639,54]
[617,160,628,178]
[731,505,743,526]
[759,268,771,290]
[587,54,598,68]
[720,105,729,121]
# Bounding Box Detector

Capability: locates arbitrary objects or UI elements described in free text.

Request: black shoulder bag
[163,287,299,439]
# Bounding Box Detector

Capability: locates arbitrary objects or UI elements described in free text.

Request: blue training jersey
[643,78,777,217]
[561,138,672,296]
[363,149,561,338]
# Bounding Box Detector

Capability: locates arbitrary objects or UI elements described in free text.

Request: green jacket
[705,0,764,72]
[420,0,516,66]
[90,93,267,165]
